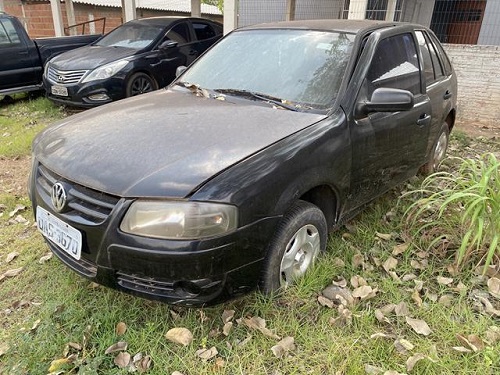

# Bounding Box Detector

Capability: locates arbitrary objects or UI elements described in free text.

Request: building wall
[3,1,222,38]
[444,43,500,125]
[478,0,500,45]
[401,0,435,26]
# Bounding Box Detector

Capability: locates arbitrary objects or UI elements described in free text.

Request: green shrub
[404,153,500,271]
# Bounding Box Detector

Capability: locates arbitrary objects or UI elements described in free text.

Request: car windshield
[96,23,164,49]
[180,29,355,109]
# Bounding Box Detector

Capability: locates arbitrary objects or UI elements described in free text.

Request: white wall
[401,0,435,26]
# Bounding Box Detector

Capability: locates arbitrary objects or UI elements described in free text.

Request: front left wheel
[126,73,158,97]
[260,200,327,294]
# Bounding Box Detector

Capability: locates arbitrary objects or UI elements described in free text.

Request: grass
[0,99,499,374]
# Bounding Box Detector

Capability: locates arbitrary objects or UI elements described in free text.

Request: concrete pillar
[0,0,4,12]
[191,0,201,18]
[386,0,398,21]
[223,0,238,35]
[122,0,136,22]
[348,0,368,20]
[66,0,77,35]
[286,0,296,21]
[49,0,65,37]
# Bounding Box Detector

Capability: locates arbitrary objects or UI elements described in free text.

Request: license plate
[51,85,68,97]
[36,206,82,260]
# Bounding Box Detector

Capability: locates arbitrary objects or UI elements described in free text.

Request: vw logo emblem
[51,182,67,212]
[57,75,65,82]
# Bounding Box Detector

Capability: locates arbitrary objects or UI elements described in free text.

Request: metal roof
[73,0,222,16]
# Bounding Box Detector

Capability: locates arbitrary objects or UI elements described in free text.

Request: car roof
[240,19,409,34]
[129,16,219,27]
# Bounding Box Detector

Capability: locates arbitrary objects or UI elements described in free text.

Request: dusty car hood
[50,45,136,70]
[34,89,326,198]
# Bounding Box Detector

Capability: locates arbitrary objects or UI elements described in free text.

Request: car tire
[420,123,450,175]
[126,73,158,97]
[260,200,327,294]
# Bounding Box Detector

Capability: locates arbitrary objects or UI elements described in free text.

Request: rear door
[189,20,222,57]
[0,17,39,91]
[347,30,431,208]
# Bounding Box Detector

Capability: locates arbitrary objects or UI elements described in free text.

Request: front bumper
[30,161,280,306]
[43,76,126,108]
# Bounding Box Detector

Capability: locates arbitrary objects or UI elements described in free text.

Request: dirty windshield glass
[96,23,163,49]
[180,29,355,109]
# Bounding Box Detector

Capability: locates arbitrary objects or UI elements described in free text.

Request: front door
[348,32,431,208]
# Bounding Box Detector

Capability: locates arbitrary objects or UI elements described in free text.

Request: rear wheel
[260,200,327,294]
[421,123,450,175]
[126,73,157,97]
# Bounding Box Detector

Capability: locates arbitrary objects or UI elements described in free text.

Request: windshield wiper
[213,89,299,111]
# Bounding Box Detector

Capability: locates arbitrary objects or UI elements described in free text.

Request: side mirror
[357,88,414,116]
[159,40,178,51]
[175,65,187,77]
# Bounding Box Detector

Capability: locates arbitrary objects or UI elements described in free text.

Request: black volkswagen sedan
[43,17,222,107]
[29,20,457,306]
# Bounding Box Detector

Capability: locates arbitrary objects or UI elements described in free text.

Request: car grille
[47,66,88,85]
[36,163,120,224]
[117,272,174,296]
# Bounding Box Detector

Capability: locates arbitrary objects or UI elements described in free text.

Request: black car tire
[126,72,158,97]
[420,123,450,175]
[260,200,327,294]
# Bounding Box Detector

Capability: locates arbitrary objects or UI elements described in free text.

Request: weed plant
[405,153,500,271]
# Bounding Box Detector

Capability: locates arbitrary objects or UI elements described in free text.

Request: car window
[366,33,421,96]
[192,22,216,41]
[0,19,21,47]
[426,33,444,79]
[415,31,436,85]
[166,22,190,44]
[96,22,163,49]
[428,33,452,75]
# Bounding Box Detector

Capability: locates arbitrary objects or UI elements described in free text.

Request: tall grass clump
[404,153,500,271]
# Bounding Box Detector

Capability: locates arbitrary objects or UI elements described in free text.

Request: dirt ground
[1,120,498,198]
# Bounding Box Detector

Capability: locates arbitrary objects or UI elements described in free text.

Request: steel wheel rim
[279,224,320,287]
[131,77,153,96]
[433,131,448,170]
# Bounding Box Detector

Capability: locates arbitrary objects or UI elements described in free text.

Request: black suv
[29,20,457,306]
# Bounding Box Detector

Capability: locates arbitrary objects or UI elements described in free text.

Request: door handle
[18,50,29,55]
[443,90,452,100]
[416,114,431,126]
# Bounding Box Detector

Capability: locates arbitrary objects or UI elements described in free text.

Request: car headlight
[81,60,129,83]
[120,201,238,240]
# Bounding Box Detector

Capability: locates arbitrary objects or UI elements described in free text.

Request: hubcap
[433,131,448,170]
[279,224,320,287]
[131,78,153,96]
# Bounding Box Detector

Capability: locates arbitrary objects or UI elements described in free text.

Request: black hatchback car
[29,20,457,306]
[43,17,222,107]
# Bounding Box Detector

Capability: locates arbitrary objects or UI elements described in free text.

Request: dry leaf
[414,280,424,291]
[332,277,348,288]
[5,251,19,263]
[105,341,128,354]
[223,322,233,336]
[437,276,453,286]
[48,358,71,372]
[318,295,335,308]
[376,232,392,241]
[2,267,23,278]
[410,259,427,270]
[438,294,454,306]
[375,309,390,324]
[68,342,82,351]
[352,285,377,300]
[333,257,345,267]
[452,346,472,353]
[30,319,41,333]
[485,326,500,344]
[271,336,295,358]
[394,338,414,354]
[383,257,398,272]
[9,204,25,217]
[0,343,9,357]
[406,317,432,336]
[383,371,406,375]
[411,289,422,307]
[456,334,484,352]
[406,353,426,372]
[402,274,417,282]
[38,253,53,264]
[172,372,185,375]
[395,302,409,317]
[241,316,281,340]
[116,322,127,336]
[365,364,384,374]
[165,328,193,346]
[214,356,225,369]
[370,333,394,340]
[222,309,235,324]
[196,346,218,361]
[352,252,365,268]
[135,354,152,372]
[487,277,500,299]
[393,243,409,256]
[454,282,467,294]
[380,303,396,315]
[114,351,131,368]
